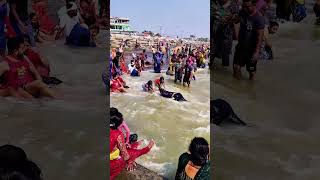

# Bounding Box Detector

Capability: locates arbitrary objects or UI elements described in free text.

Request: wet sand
[0,40,107,180]
[212,3,320,180]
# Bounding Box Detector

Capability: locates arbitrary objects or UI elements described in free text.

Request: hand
[126,161,137,171]
[252,52,259,63]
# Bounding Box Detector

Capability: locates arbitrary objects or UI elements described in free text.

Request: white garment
[59,14,80,37]
[128,64,135,73]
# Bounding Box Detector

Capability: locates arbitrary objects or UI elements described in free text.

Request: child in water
[142,80,154,93]
[154,76,165,89]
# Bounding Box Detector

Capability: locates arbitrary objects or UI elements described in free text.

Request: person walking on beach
[233,0,265,80]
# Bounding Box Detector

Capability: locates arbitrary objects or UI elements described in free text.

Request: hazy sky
[111,0,209,38]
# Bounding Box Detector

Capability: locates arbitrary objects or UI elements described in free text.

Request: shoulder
[178,152,190,164]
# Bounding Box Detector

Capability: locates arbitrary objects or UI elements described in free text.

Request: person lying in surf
[158,87,187,102]
[142,80,154,93]
[23,37,62,85]
[0,37,56,98]
[128,60,140,77]
[154,76,165,90]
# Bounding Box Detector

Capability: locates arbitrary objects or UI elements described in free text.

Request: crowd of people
[212,0,318,80]
[0,0,107,99]
[109,107,210,180]
[106,39,210,101]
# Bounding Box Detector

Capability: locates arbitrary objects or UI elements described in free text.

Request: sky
[110,0,210,38]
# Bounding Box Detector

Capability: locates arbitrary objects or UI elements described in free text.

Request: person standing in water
[212,0,240,68]
[314,0,320,25]
[233,0,265,80]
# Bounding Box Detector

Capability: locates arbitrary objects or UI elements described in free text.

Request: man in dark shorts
[233,0,265,80]
[9,0,35,47]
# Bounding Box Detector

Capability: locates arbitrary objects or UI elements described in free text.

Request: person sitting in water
[139,49,147,70]
[23,37,62,85]
[142,80,154,93]
[0,37,56,98]
[110,108,155,180]
[175,137,210,180]
[128,60,140,77]
[0,144,43,180]
[110,74,128,93]
[260,21,279,60]
[158,87,187,102]
[57,2,95,47]
[110,107,139,148]
[154,76,165,89]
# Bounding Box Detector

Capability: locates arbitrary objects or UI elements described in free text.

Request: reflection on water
[0,41,107,180]
[111,68,210,179]
[212,13,320,180]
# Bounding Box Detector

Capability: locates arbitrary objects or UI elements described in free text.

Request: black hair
[110,112,123,130]
[147,80,153,87]
[29,13,36,20]
[0,145,43,180]
[7,37,24,54]
[160,76,164,82]
[269,21,279,28]
[189,137,209,166]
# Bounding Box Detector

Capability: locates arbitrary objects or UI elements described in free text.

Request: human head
[110,107,123,129]
[160,76,164,83]
[67,2,78,17]
[7,37,25,58]
[90,25,100,37]
[29,13,38,25]
[242,0,256,14]
[147,80,153,87]
[269,21,279,34]
[0,145,43,180]
[189,137,209,166]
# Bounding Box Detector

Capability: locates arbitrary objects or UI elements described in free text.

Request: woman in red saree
[32,0,57,35]
[110,108,154,180]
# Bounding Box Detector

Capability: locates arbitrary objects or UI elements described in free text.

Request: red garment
[120,61,129,74]
[154,79,161,87]
[110,79,121,92]
[110,129,151,180]
[4,57,35,89]
[4,16,16,38]
[25,48,50,77]
[32,1,56,34]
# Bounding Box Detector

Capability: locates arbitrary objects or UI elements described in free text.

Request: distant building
[110,17,135,34]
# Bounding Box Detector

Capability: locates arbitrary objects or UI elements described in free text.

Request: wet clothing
[142,83,152,92]
[32,1,56,34]
[4,57,35,89]
[65,23,92,46]
[175,153,210,180]
[25,48,50,77]
[9,0,35,47]
[174,62,183,83]
[212,1,239,66]
[110,129,151,180]
[234,10,265,72]
[159,88,186,101]
[128,64,139,77]
[154,52,163,73]
[183,65,192,85]
[291,0,306,22]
